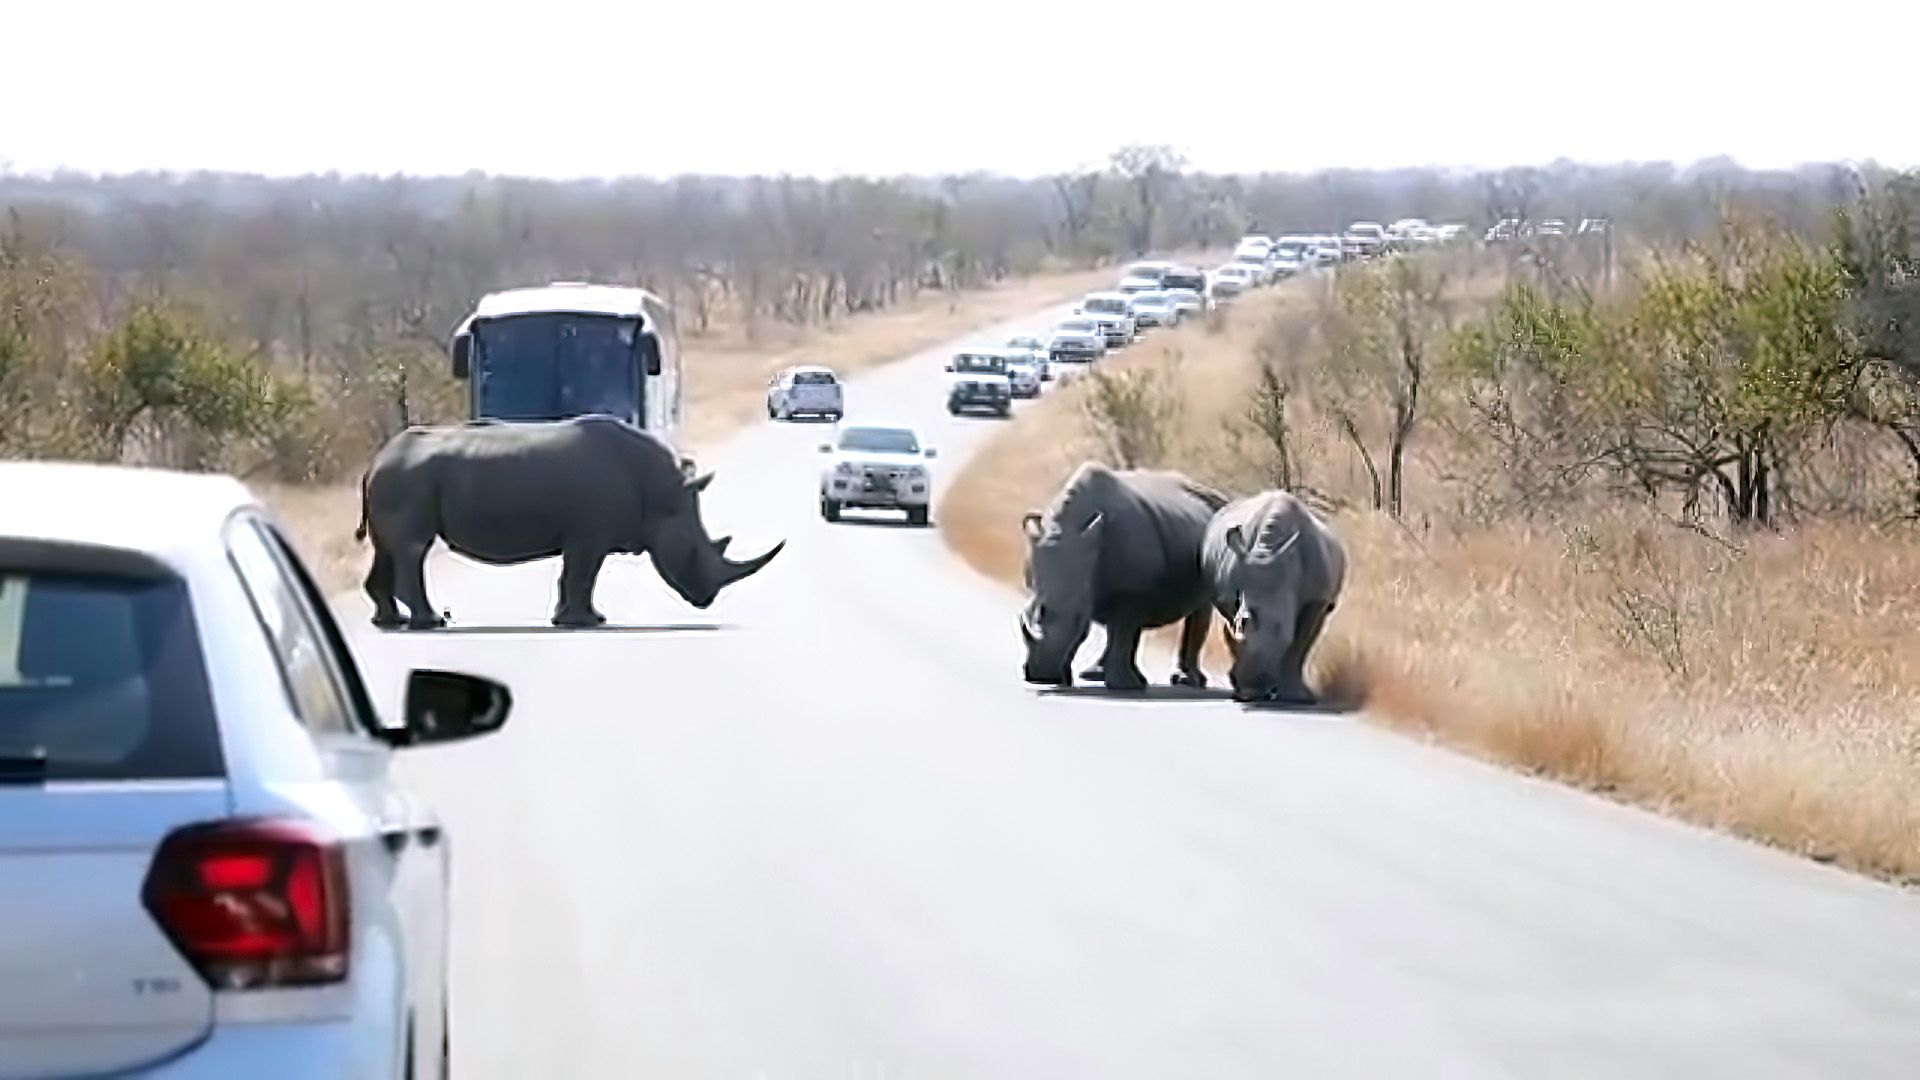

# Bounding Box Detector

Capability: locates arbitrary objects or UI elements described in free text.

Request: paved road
[344,305,1920,1078]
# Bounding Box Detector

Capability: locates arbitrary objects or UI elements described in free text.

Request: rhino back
[372,417,674,556]
[1051,464,1219,620]
[1207,491,1345,606]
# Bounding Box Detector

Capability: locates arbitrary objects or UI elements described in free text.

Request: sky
[4,0,1916,179]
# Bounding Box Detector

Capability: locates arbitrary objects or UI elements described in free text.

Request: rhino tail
[353,467,371,543]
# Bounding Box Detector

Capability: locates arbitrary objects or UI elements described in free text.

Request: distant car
[1310,242,1343,266]
[1083,310,1135,349]
[1006,356,1042,398]
[1128,289,1178,328]
[818,424,936,526]
[765,365,844,421]
[1208,273,1246,301]
[945,349,1014,417]
[0,461,513,1080]
[1213,263,1257,290]
[1077,291,1139,342]
[1230,256,1274,286]
[1004,334,1053,381]
[1048,317,1106,374]
[1578,217,1611,237]
[1116,278,1158,295]
[1122,260,1177,285]
[1163,286,1207,319]
[1538,219,1570,238]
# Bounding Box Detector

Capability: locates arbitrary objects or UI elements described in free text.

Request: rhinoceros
[355,415,783,629]
[1019,462,1228,690]
[1201,490,1346,703]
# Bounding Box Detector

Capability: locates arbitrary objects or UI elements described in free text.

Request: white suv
[819,424,937,526]
[0,462,511,1079]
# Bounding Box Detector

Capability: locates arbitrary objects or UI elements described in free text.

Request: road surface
[343,305,1920,1078]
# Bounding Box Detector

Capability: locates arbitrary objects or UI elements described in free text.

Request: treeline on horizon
[0,150,1907,483]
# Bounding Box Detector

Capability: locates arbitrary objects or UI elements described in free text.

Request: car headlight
[834,462,858,477]
[907,465,928,480]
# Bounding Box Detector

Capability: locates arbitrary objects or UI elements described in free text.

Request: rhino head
[651,471,785,608]
[1018,510,1101,685]
[1222,524,1303,702]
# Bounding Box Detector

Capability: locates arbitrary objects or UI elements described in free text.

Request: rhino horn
[713,534,733,557]
[719,540,785,586]
[686,471,715,495]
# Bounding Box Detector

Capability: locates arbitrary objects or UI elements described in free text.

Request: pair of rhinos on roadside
[354,416,1343,707]
[1018,463,1347,705]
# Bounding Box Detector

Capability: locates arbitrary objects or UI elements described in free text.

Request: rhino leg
[393,543,445,630]
[1275,602,1334,704]
[364,546,405,629]
[1171,607,1211,688]
[552,546,609,628]
[1099,618,1148,691]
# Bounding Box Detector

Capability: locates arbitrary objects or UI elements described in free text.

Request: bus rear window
[0,570,222,780]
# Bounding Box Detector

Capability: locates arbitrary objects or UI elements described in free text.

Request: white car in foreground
[819,424,937,525]
[0,462,513,1079]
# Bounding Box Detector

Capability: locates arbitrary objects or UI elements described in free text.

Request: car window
[226,518,367,739]
[839,427,920,454]
[0,559,223,780]
[793,371,836,385]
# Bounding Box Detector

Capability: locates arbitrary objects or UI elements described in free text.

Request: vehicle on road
[1005,353,1043,398]
[1212,263,1258,292]
[1310,240,1344,266]
[1539,218,1570,238]
[1163,286,1207,319]
[1084,310,1135,349]
[1048,317,1106,376]
[1161,266,1208,297]
[0,462,513,1080]
[1004,334,1054,381]
[1207,272,1246,302]
[818,425,936,525]
[1128,289,1178,329]
[450,281,683,439]
[1077,292,1139,343]
[765,365,844,421]
[945,349,1015,416]
[1230,255,1274,287]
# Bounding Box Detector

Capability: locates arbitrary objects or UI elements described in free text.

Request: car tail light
[142,818,350,989]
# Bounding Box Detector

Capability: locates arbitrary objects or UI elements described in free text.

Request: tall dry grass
[939,273,1920,884]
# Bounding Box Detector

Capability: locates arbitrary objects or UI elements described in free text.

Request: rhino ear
[685,471,715,495]
[1224,525,1249,559]
[1021,511,1044,541]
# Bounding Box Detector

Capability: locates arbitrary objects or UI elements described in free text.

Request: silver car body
[766,365,844,421]
[0,462,498,1080]
[818,424,935,521]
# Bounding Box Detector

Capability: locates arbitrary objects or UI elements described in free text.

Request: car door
[224,517,443,1071]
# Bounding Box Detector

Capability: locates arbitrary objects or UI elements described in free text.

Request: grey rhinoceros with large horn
[1202,490,1346,703]
[1019,462,1228,690]
[355,415,783,629]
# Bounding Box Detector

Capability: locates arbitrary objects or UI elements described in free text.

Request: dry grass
[257,260,1151,595]
[940,275,1920,884]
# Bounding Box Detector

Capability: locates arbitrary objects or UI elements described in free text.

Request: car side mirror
[635,331,662,376]
[386,669,512,747]
[924,447,938,458]
[450,335,471,380]
[944,364,954,372]
[817,443,832,453]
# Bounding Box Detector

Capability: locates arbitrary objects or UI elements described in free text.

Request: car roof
[784,364,836,376]
[0,462,255,569]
